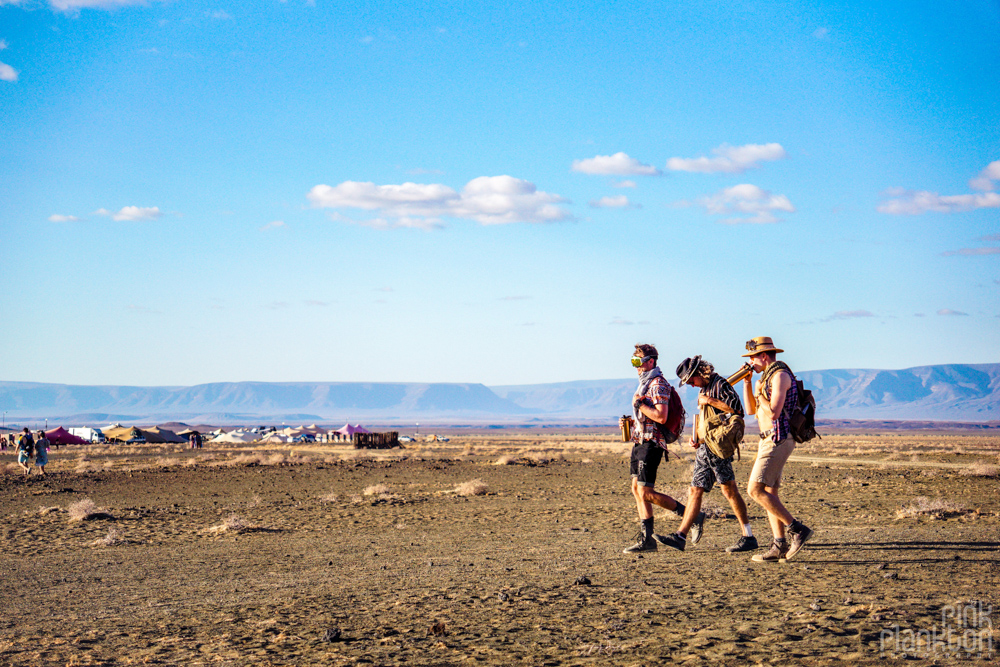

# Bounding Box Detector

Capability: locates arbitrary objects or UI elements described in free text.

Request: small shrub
[68,498,99,521]
[896,496,967,519]
[960,461,999,478]
[493,455,515,466]
[224,515,250,532]
[94,527,127,546]
[318,491,340,503]
[363,484,391,496]
[455,479,488,496]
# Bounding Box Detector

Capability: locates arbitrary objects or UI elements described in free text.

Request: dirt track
[1,440,998,665]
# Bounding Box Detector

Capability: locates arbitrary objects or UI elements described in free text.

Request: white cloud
[979,233,1000,242]
[571,152,661,176]
[693,183,794,224]
[48,214,79,222]
[95,206,162,221]
[308,175,570,227]
[877,189,1000,215]
[260,220,285,231]
[940,247,1000,257]
[0,61,18,82]
[49,0,160,9]
[209,10,232,20]
[0,40,8,50]
[612,180,637,188]
[969,159,1000,191]
[813,27,829,39]
[937,309,969,316]
[589,195,639,209]
[827,310,875,320]
[666,143,788,174]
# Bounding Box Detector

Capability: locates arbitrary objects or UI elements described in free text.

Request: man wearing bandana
[618,343,686,553]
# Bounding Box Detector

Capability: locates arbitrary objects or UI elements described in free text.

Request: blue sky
[1,0,998,387]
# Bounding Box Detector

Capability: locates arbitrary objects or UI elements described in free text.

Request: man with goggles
[618,344,687,553]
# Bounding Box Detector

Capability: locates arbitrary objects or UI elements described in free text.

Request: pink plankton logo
[880,601,993,659]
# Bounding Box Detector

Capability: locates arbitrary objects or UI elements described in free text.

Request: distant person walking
[655,356,758,553]
[619,344,686,553]
[741,337,814,562]
[35,430,50,477]
[16,428,34,477]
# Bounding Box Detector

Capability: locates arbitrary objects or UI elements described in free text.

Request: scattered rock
[429,621,446,637]
[498,592,510,602]
[809,601,822,612]
[574,576,591,586]
[319,627,341,643]
[882,572,898,580]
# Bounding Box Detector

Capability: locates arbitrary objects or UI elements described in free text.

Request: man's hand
[697,394,710,407]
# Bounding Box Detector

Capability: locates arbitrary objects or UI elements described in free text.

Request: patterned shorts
[690,443,735,493]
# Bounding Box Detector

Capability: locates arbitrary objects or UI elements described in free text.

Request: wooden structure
[352,431,400,449]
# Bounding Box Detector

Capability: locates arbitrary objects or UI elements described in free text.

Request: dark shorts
[691,443,736,493]
[630,441,664,487]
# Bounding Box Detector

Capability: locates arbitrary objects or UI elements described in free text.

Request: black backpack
[20,434,35,457]
[762,362,819,443]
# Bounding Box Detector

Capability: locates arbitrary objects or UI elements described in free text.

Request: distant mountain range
[1,363,998,425]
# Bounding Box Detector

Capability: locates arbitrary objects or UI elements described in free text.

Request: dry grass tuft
[93,527,127,546]
[38,506,61,516]
[493,455,515,466]
[68,498,101,521]
[203,514,256,535]
[363,484,391,496]
[896,496,967,519]
[318,491,340,503]
[455,479,488,496]
[960,461,999,478]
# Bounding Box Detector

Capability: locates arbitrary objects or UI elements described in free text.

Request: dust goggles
[631,355,653,368]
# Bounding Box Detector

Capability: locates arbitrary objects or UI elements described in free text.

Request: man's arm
[636,400,669,424]
[697,394,733,413]
[768,371,792,415]
[743,377,757,414]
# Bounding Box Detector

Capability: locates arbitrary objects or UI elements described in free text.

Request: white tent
[210,431,257,443]
[262,433,290,444]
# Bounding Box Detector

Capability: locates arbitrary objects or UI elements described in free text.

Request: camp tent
[332,424,370,440]
[103,426,148,443]
[262,433,290,444]
[210,431,257,443]
[144,427,186,444]
[44,427,88,446]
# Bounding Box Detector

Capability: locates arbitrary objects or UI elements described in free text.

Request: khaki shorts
[749,436,795,488]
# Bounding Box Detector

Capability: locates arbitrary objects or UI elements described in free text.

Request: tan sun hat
[742,336,784,357]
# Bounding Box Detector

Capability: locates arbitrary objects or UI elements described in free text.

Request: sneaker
[726,535,759,553]
[751,540,788,563]
[652,532,686,551]
[623,531,657,554]
[688,512,706,545]
[785,524,814,560]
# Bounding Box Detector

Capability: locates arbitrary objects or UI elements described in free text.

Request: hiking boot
[751,540,788,563]
[785,524,814,560]
[652,532,686,551]
[623,531,657,554]
[688,512,706,545]
[726,535,759,553]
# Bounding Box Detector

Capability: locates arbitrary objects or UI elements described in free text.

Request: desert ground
[1,431,998,666]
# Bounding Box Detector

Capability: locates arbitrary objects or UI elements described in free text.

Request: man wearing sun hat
[740,336,814,562]
[653,355,758,553]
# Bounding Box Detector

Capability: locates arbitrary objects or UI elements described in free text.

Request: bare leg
[677,487,703,535]
[720,480,751,532]
[748,481,792,538]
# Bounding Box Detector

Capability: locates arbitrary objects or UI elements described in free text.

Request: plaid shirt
[760,362,798,442]
[633,375,673,449]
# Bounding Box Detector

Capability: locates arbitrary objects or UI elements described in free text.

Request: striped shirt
[704,373,745,417]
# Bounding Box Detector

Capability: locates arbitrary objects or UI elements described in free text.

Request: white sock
[743,524,753,537]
